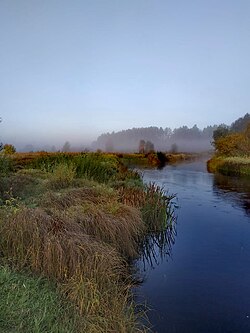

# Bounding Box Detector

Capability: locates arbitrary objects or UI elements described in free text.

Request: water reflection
[136,160,250,333]
[213,173,250,216]
[140,223,177,269]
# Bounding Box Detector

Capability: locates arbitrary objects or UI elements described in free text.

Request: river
[136,158,250,333]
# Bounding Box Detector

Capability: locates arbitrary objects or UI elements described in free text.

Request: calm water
[137,159,250,333]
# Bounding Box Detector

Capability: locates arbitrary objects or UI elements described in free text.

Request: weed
[47,163,76,189]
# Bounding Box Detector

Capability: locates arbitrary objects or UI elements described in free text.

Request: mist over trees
[92,124,217,153]
[92,114,250,153]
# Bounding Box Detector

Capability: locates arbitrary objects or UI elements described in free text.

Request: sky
[0,0,250,149]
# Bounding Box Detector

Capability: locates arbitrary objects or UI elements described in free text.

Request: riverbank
[0,152,175,332]
[207,156,250,177]
[11,151,198,169]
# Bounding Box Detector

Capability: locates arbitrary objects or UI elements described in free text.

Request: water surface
[137,159,250,333]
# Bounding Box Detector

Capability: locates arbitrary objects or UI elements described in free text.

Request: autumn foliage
[213,123,250,156]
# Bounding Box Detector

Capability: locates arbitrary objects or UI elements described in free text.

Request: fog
[92,125,216,153]
[92,137,213,154]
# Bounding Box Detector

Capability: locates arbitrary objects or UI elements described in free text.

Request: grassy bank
[118,152,198,168]
[207,156,250,177]
[11,151,197,170]
[0,152,175,332]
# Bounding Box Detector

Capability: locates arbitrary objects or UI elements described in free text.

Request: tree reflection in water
[213,173,250,216]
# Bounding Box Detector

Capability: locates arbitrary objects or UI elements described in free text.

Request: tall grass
[47,163,76,189]
[118,182,175,232]
[28,153,120,183]
[0,152,176,332]
[0,204,148,332]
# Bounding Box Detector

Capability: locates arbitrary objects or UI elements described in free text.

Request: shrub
[2,144,16,155]
[0,156,13,175]
[47,163,76,189]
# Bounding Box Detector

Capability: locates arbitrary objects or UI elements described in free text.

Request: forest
[93,114,250,154]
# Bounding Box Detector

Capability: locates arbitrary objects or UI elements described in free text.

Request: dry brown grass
[118,183,175,232]
[65,203,145,258]
[118,186,146,208]
[39,186,145,258]
[0,202,148,332]
[0,208,124,281]
[40,187,115,210]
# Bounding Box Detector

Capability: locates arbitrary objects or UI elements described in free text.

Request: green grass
[0,266,81,333]
[27,153,120,184]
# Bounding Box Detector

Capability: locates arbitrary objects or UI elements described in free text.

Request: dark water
[137,159,250,333]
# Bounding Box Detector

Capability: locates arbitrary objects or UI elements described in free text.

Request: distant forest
[92,124,217,153]
[92,114,250,153]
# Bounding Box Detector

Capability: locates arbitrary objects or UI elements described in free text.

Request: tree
[213,125,230,142]
[62,141,71,152]
[231,113,250,132]
[3,144,16,154]
[170,143,178,153]
[145,141,155,153]
[138,140,145,153]
[213,133,244,156]
[105,138,114,152]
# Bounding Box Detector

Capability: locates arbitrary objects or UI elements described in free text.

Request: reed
[118,182,175,232]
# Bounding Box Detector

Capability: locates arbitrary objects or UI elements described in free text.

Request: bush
[3,144,16,155]
[47,163,76,189]
[0,156,13,175]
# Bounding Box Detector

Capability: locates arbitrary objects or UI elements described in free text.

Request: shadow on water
[213,173,250,216]
[140,223,177,270]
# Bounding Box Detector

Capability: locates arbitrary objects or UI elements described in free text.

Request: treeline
[213,113,250,156]
[92,124,217,153]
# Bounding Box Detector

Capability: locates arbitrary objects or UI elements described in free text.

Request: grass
[207,156,250,177]
[0,152,175,332]
[47,163,76,189]
[0,265,81,333]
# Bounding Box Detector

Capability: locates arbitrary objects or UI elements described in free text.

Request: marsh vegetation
[0,152,175,332]
[208,114,250,177]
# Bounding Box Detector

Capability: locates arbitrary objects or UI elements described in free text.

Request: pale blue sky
[1,0,250,149]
